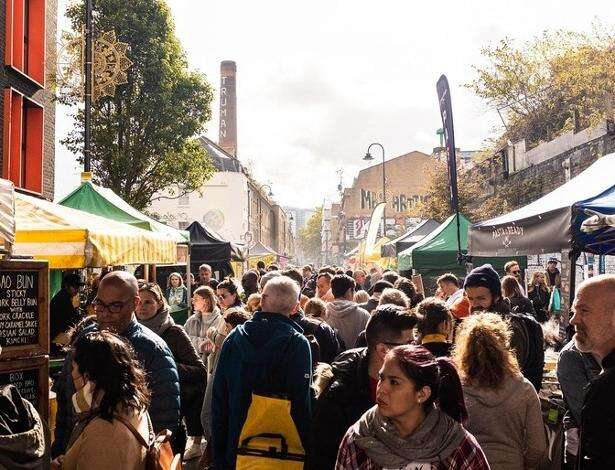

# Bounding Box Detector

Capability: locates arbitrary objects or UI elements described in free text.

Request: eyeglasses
[91,298,130,314]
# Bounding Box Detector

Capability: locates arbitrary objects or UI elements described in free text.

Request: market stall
[468,151,615,302]
[247,241,281,269]
[13,192,177,268]
[188,221,245,278]
[381,219,440,258]
[399,213,526,293]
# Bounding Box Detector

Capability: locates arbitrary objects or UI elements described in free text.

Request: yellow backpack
[236,336,305,469]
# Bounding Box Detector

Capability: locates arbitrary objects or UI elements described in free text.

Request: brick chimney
[219,61,237,157]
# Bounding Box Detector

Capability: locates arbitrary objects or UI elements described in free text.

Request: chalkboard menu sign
[0,261,48,359]
[0,356,49,420]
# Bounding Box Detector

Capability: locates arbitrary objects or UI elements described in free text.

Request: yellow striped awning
[13,192,177,268]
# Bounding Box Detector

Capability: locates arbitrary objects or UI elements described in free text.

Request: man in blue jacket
[211,276,312,469]
[51,271,180,457]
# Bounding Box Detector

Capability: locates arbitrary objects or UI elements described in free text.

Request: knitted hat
[463,264,501,298]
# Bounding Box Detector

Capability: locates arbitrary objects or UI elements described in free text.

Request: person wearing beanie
[464,264,545,391]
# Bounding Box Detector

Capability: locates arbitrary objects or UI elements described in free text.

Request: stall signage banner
[436,75,459,214]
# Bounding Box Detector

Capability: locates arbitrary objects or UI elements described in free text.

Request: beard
[471,305,487,313]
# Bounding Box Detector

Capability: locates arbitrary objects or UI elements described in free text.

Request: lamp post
[363,143,386,236]
[84,0,93,173]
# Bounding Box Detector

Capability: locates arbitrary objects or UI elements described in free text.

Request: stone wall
[493,124,615,208]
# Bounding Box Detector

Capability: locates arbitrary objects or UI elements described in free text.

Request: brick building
[335,150,434,254]
[1,0,58,200]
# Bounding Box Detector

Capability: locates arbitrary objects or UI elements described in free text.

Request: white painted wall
[149,171,249,243]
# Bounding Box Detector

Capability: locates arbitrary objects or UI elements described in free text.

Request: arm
[308,389,351,469]
[556,347,589,425]
[523,386,547,468]
[145,345,181,434]
[286,335,313,448]
[211,339,232,469]
[171,326,207,383]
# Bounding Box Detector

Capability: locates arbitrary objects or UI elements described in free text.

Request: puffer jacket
[211,311,312,469]
[51,317,180,457]
[0,385,47,470]
[324,300,370,351]
[290,310,345,363]
[308,347,373,470]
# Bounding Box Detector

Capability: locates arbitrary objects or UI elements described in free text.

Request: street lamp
[363,142,386,236]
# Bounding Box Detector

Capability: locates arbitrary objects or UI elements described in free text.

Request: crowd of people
[2,258,614,469]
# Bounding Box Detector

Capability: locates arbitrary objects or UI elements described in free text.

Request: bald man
[51,271,181,457]
[569,275,615,469]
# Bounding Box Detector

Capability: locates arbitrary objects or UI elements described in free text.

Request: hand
[200,340,214,354]
[51,457,63,470]
[581,209,615,233]
[206,326,217,340]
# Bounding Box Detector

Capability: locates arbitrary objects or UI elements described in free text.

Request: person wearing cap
[546,257,562,290]
[50,273,85,355]
[464,264,545,391]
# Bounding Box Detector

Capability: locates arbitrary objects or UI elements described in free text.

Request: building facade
[1,0,58,200]
[150,137,295,258]
[336,150,434,253]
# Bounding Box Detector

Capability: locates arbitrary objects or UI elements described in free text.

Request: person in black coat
[137,282,207,460]
[50,273,84,355]
[358,280,393,313]
[308,306,416,469]
[502,275,536,317]
[570,275,615,468]
[415,297,453,357]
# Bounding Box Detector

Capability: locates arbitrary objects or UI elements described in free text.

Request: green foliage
[61,0,215,210]
[298,207,323,262]
[467,24,615,147]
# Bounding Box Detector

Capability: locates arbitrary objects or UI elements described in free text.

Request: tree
[61,0,215,210]
[467,25,615,147]
[298,207,323,263]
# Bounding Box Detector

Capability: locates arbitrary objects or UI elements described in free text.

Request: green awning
[398,214,470,271]
[398,213,526,273]
[58,181,189,244]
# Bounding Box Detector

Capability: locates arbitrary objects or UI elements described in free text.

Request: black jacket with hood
[309,347,373,470]
[0,385,47,470]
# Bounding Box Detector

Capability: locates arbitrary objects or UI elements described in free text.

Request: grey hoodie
[463,374,546,470]
[324,300,370,350]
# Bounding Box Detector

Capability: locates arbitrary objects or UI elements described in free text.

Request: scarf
[353,405,466,468]
[67,381,100,451]
[140,307,175,336]
[421,334,448,345]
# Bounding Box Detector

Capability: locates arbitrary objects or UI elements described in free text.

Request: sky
[54,0,614,209]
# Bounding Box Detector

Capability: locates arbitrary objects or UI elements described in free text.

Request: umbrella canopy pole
[569,250,581,307]
[186,249,192,304]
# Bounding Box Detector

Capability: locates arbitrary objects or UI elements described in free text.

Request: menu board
[0,356,49,420]
[0,261,48,359]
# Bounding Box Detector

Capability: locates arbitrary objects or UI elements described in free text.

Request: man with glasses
[309,305,417,470]
[505,260,524,292]
[51,271,181,457]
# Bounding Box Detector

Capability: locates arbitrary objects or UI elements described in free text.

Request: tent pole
[186,247,191,304]
[569,250,580,306]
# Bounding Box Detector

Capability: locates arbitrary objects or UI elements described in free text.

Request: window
[5,0,46,85]
[3,89,44,193]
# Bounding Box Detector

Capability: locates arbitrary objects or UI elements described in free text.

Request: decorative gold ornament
[54,29,133,101]
[93,31,133,100]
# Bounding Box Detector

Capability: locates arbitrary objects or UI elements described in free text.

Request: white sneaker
[183,436,203,460]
